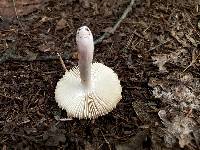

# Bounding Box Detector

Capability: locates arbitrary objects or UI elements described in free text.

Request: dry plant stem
[100,129,112,150]
[12,0,31,39]
[0,51,70,63]
[94,0,136,45]
[0,0,136,63]
[0,132,40,143]
[0,92,20,101]
[57,53,67,72]
[183,51,200,72]
[147,39,171,52]
[184,11,200,38]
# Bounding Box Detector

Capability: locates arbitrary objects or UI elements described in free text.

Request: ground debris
[151,49,188,73]
[158,110,197,149]
[42,124,66,146]
[0,0,200,149]
[0,0,49,17]
[149,72,200,110]
[116,130,148,150]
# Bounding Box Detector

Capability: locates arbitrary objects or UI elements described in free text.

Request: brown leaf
[38,41,55,52]
[102,27,114,34]
[55,18,67,31]
[0,0,49,17]
[72,52,78,59]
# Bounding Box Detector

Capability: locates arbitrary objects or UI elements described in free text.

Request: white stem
[78,54,92,89]
[76,26,94,90]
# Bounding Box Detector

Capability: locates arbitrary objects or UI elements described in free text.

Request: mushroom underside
[55,63,122,119]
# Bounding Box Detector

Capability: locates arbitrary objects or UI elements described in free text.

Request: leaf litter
[0,0,200,149]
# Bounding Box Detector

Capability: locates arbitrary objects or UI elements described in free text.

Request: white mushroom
[55,26,122,119]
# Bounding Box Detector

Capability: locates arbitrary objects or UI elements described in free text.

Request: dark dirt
[0,0,200,149]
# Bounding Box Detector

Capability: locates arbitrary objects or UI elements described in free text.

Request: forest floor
[0,0,200,149]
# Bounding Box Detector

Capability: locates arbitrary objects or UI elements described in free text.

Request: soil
[0,0,200,149]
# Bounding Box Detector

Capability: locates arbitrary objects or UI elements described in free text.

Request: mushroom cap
[55,63,122,119]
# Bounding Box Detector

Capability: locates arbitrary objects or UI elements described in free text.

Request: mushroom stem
[78,54,92,90]
[76,26,94,91]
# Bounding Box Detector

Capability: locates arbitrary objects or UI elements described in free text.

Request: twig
[0,0,137,63]
[57,53,67,72]
[184,11,200,38]
[147,39,171,52]
[12,0,31,39]
[0,51,70,63]
[0,92,21,101]
[94,0,136,45]
[170,30,188,47]
[183,50,200,72]
[0,48,15,64]
[100,129,112,150]
[0,132,41,143]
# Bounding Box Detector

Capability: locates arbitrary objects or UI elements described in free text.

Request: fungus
[55,26,122,119]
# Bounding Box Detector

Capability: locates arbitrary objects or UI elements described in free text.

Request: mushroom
[55,26,122,119]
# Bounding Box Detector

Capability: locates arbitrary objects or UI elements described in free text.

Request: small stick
[94,0,136,45]
[0,0,137,63]
[100,129,112,150]
[57,53,67,72]
[183,50,200,72]
[147,39,170,52]
[12,0,31,39]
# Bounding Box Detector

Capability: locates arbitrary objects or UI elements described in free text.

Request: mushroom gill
[55,26,122,119]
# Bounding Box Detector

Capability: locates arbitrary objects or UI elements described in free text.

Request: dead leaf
[55,18,67,31]
[79,0,90,8]
[102,27,114,34]
[198,19,200,30]
[85,141,95,150]
[0,0,50,17]
[17,117,30,125]
[170,30,188,47]
[43,125,66,146]
[72,52,78,59]
[116,131,148,150]
[44,134,66,146]
[185,34,198,47]
[2,145,7,150]
[24,49,38,60]
[38,41,55,52]
[24,128,37,135]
